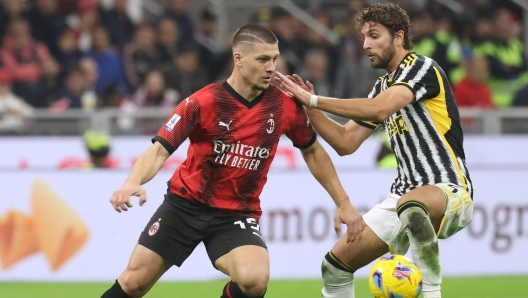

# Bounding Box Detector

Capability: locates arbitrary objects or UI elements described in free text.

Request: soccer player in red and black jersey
[101,24,365,298]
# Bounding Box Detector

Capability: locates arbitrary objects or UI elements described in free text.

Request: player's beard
[253,84,269,91]
[252,81,269,91]
[370,41,396,69]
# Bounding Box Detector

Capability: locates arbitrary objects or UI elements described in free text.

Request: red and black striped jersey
[153,81,316,220]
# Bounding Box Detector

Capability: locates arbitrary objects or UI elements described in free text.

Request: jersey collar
[386,52,416,84]
[221,80,267,109]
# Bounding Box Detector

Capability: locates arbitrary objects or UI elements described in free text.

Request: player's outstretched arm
[110,142,170,213]
[277,74,374,156]
[309,112,374,156]
[300,140,365,243]
[276,71,414,122]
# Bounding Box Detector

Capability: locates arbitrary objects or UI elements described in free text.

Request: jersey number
[234,218,260,231]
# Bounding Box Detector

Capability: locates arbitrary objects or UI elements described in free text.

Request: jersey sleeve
[152,97,200,154]
[354,80,383,130]
[391,56,441,102]
[285,102,317,149]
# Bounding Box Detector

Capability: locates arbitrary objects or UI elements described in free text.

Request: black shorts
[138,192,267,267]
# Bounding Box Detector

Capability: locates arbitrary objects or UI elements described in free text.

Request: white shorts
[363,183,473,255]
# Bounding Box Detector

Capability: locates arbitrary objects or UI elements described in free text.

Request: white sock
[321,252,355,298]
[423,289,442,298]
[398,201,442,295]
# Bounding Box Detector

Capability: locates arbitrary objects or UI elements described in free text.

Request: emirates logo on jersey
[213,140,271,170]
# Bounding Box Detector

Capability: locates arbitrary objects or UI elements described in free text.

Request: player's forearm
[316,96,385,122]
[306,109,351,155]
[125,144,168,185]
[302,145,349,207]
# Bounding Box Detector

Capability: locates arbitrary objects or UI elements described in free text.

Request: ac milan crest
[148,221,160,236]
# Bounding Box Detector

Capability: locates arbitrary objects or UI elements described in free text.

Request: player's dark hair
[232,23,278,49]
[356,3,413,50]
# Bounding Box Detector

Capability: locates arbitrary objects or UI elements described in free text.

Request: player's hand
[275,71,312,107]
[274,73,315,96]
[290,74,315,95]
[109,182,147,213]
[334,199,366,243]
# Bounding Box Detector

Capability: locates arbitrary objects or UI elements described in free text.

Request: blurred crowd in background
[1,0,528,132]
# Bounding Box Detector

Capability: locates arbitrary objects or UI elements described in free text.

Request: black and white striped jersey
[356,52,473,198]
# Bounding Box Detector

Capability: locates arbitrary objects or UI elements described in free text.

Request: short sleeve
[152,97,200,154]
[285,103,317,149]
[353,120,382,130]
[391,56,441,102]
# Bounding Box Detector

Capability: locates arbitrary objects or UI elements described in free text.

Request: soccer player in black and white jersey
[277,3,473,298]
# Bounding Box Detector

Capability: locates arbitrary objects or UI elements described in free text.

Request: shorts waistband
[166,191,210,208]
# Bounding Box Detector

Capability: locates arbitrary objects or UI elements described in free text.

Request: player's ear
[394,30,404,47]
[233,51,243,67]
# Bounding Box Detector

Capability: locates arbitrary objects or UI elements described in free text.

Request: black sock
[101,280,132,298]
[221,281,266,298]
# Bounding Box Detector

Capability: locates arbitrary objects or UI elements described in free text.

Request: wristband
[309,94,318,108]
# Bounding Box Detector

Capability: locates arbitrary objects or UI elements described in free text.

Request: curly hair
[356,3,413,50]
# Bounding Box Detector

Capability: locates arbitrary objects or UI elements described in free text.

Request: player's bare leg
[215,245,270,297]
[322,225,389,297]
[396,185,447,298]
[101,244,173,298]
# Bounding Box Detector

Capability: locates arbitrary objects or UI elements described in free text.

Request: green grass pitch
[1,276,527,297]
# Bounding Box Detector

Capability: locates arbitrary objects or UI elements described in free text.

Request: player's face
[241,43,280,91]
[361,22,396,70]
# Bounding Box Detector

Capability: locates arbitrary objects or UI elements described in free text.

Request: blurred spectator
[299,49,331,96]
[123,25,160,90]
[50,66,86,110]
[334,10,381,99]
[453,57,494,109]
[100,82,126,108]
[300,10,340,84]
[410,11,437,59]
[84,26,130,98]
[472,18,492,46]
[68,0,101,52]
[434,16,465,85]
[83,130,112,168]
[33,57,61,108]
[155,18,179,63]
[79,57,99,109]
[301,11,334,51]
[0,76,33,131]
[457,0,494,19]
[0,0,28,39]
[155,0,194,45]
[195,6,223,55]
[55,27,83,77]
[57,0,78,16]
[130,70,178,108]
[269,7,303,73]
[101,0,135,52]
[0,19,53,107]
[460,17,492,60]
[27,0,67,57]
[477,8,528,108]
[194,5,229,81]
[411,11,464,84]
[160,43,208,100]
[428,1,457,22]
